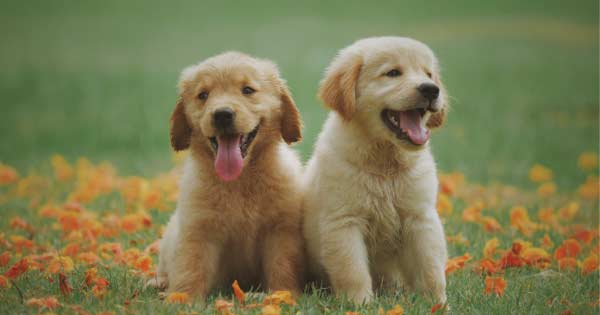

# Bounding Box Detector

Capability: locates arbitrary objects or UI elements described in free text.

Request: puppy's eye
[385,69,402,77]
[242,86,256,95]
[426,71,433,78]
[198,91,209,100]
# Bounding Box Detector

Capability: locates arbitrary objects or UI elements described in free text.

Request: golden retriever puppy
[303,37,448,304]
[149,52,305,299]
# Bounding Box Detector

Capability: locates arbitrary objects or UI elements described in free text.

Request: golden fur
[303,37,449,304]
[149,52,305,299]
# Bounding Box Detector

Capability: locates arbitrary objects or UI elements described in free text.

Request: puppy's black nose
[213,108,235,129]
[417,83,440,101]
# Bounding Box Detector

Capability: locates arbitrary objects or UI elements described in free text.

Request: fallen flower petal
[0,275,11,288]
[264,290,295,306]
[554,239,581,260]
[483,238,499,258]
[26,296,60,310]
[387,304,404,315]
[581,255,599,275]
[263,305,282,315]
[558,257,579,271]
[529,164,553,183]
[232,280,245,304]
[445,253,471,275]
[484,276,507,296]
[165,292,189,304]
[4,258,29,279]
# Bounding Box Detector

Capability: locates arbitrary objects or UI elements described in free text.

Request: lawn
[0,0,598,314]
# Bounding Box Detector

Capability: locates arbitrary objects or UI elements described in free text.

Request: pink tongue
[398,110,430,145]
[214,135,244,182]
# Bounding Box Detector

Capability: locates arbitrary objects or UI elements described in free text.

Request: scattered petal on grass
[0,275,11,288]
[482,216,502,232]
[462,205,482,223]
[51,154,74,182]
[483,238,499,258]
[386,304,404,315]
[47,256,74,274]
[572,227,598,244]
[264,291,295,306]
[77,252,100,265]
[578,176,599,199]
[510,206,537,236]
[431,303,443,313]
[165,292,189,304]
[0,163,19,185]
[134,255,153,273]
[540,234,554,249]
[522,247,551,267]
[26,296,60,310]
[232,280,245,304]
[215,299,234,314]
[436,193,453,216]
[0,251,10,267]
[446,253,471,275]
[4,258,29,279]
[446,233,469,246]
[581,255,599,274]
[529,164,553,183]
[62,243,79,257]
[537,182,556,198]
[538,208,556,224]
[10,235,34,252]
[59,272,72,296]
[475,258,501,274]
[578,152,598,171]
[554,239,581,260]
[558,257,579,271]
[263,305,282,315]
[484,276,507,296]
[558,202,579,220]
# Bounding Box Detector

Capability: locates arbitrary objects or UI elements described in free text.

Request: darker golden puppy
[149,52,305,299]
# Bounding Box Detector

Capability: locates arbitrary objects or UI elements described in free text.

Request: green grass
[0,0,598,314]
[1,0,597,186]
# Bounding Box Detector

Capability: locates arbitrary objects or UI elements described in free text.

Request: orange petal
[232,280,245,304]
[484,276,507,296]
[166,292,190,304]
[554,239,581,260]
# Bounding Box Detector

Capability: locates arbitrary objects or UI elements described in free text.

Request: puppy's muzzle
[417,83,441,112]
[213,107,236,133]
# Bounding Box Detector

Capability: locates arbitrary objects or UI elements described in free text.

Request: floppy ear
[426,78,448,128]
[318,54,362,121]
[279,84,303,144]
[170,97,192,151]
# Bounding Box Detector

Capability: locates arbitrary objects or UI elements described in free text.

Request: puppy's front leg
[400,212,447,304]
[168,237,221,300]
[321,223,373,304]
[262,225,304,295]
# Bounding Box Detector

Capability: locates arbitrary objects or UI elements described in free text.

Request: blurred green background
[0,0,597,187]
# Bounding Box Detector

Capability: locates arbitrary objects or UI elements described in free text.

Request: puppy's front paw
[146,275,168,291]
[347,286,373,305]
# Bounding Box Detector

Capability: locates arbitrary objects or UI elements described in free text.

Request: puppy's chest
[360,175,422,252]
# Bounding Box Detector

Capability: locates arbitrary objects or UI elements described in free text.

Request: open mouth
[209,125,259,158]
[381,108,430,145]
[208,125,259,182]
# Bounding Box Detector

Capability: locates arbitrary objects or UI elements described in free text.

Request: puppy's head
[170,52,302,182]
[319,37,448,150]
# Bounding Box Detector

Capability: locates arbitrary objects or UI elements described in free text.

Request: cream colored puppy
[304,37,448,304]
